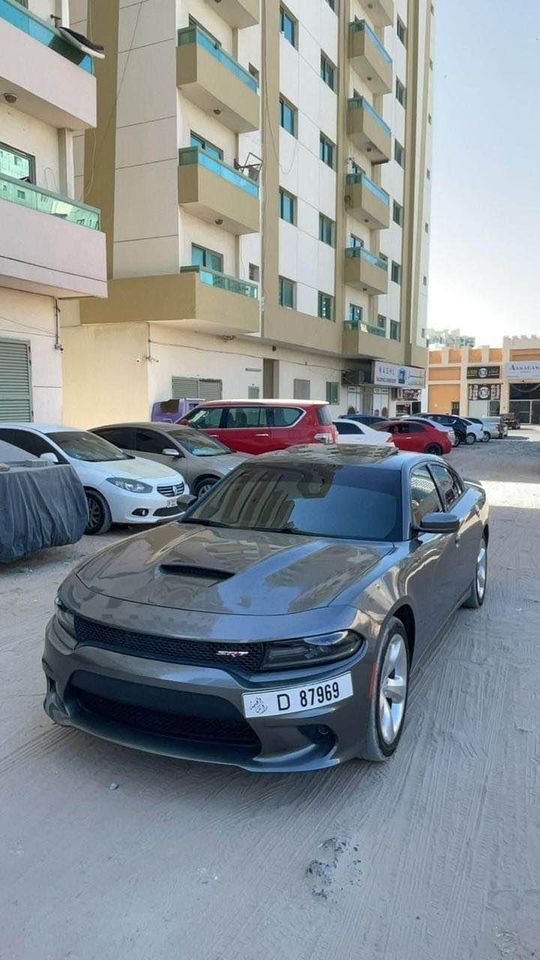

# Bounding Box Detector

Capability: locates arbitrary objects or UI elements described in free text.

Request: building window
[451,401,460,415]
[326,381,339,404]
[390,319,401,341]
[293,378,311,400]
[377,314,387,334]
[394,140,405,167]
[320,133,335,169]
[0,142,35,182]
[320,52,335,91]
[391,261,402,284]
[350,159,365,176]
[397,16,407,46]
[319,214,335,246]
[192,244,223,272]
[318,291,334,321]
[393,201,403,226]
[396,78,406,107]
[349,233,364,249]
[248,385,260,399]
[324,0,336,10]
[190,132,223,160]
[279,276,296,308]
[348,303,363,328]
[188,15,220,45]
[280,5,297,47]
[279,95,297,135]
[249,263,260,282]
[248,63,259,82]
[279,188,296,224]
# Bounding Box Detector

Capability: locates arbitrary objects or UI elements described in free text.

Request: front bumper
[43,617,373,772]
[105,485,189,525]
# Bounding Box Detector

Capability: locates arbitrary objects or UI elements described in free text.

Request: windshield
[49,431,131,463]
[168,429,232,457]
[185,464,402,542]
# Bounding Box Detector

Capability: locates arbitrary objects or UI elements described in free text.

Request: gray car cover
[0,463,88,563]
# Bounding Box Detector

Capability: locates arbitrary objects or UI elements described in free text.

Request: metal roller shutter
[0,338,33,422]
[172,377,222,401]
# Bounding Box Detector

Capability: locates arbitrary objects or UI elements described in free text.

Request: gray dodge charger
[43,445,489,772]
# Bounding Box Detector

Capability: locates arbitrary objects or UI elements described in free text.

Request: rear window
[270,406,302,427]
[316,405,332,426]
[223,406,268,428]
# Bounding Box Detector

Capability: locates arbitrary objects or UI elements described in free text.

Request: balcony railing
[0,0,93,72]
[180,265,259,299]
[178,26,258,91]
[349,19,392,65]
[345,246,388,271]
[346,172,389,206]
[344,319,386,337]
[348,97,391,135]
[0,173,100,229]
[179,147,259,198]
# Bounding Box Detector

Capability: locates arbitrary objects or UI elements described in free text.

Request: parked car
[151,399,201,423]
[419,414,482,445]
[333,419,393,445]
[179,400,338,454]
[339,413,387,426]
[0,424,189,536]
[406,416,457,446]
[374,419,453,455]
[466,416,507,440]
[0,440,87,563]
[44,445,489,772]
[502,412,521,430]
[92,422,248,499]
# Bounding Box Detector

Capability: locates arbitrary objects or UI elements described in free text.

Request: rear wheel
[358,618,410,762]
[425,443,442,456]
[194,476,218,499]
[85,490,112,536]
[466,432,476,445]
[483,431,491,442]
[463,536,488,608]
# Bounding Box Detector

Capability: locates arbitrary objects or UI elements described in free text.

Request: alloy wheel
[379,635,408,746]
[87,495,103,533]
[476,541,487,601]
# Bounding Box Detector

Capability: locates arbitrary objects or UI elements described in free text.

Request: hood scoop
[159,563,234,584]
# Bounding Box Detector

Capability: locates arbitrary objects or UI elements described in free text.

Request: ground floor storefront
[0,288,62,423]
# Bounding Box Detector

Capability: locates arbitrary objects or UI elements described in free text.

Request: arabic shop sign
[467,365,500,380]
[373,362,425,388]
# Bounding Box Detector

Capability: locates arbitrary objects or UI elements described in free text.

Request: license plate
[243,672,353,719]
[166,498,179,508]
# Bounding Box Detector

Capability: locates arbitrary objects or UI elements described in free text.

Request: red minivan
[179,400,338,454]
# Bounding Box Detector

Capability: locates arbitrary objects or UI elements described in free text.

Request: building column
[58,129,75,198]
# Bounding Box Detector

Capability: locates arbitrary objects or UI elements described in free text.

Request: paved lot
[1,431,539,960]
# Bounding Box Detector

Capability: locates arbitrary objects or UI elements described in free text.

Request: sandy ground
[1,431,539,960]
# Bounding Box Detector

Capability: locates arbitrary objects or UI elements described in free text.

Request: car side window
[223,406,267,429]
[134,429,173,454]
[189,407,223,429]
[97,427,135,448]
[270,406,302,427]
[0,429,60,459]
[410,465,443,527]
[429,463,464,509]
[336,422,357,435]
[404,423,425,433]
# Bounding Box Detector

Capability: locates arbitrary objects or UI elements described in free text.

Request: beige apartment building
[0,0,106,422]
[61,0,434,426]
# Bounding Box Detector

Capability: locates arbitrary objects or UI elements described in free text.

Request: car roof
[242,444,433,471]
[94,422,192,432]
[191,399,327,407]
[0,423,83,434]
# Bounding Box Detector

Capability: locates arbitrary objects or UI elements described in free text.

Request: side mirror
[418,513,460,535]
[177,493,196,510]
[162,447,182,458]
[40,452,59,464]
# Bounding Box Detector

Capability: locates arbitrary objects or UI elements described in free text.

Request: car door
[218,406,272,454]
[396,422,425,452]
[428,462,483,602]
[131,427,196,486]
[409,463,459,637]
[94,426,136,457]
[0,428,67,463]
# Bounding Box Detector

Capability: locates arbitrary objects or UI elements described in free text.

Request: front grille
[157,482,184,497]
[153,505,183,518]
[74,616,265,673]
[73,686,259,747]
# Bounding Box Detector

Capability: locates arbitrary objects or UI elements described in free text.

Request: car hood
[67,455,183,482]
[195,452,248,475]
[76,523,394,615]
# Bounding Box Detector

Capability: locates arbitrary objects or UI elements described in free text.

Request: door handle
[255,433,270,437]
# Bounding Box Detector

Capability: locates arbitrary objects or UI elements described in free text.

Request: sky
[428,0,540,345]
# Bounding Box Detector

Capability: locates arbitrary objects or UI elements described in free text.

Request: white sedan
[0,424,189,535]
[333,419,393,445]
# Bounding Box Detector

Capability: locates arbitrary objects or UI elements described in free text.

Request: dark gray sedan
[43,446,489,772]
[91,422,248,498]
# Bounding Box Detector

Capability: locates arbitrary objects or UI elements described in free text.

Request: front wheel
[194,476,218,499]
[358,618,410,762]
[85,490,112,535]
[425,443,442,456]
[466,432,476,445]
[463,536,488,608]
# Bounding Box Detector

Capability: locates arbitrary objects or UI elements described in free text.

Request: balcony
[363,0,394,28]
[347,97,391,164]
[344,246,388,295]
[0,0,97,129]
[80,267,259,337]
[342,323,402,361]
[178,147,259,234]
[346,172,390,229]
[177,26,259,133]
[349,21,392,94]
[0,174,106,298]
[203,0,260,28]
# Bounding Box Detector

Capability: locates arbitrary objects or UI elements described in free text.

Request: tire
[425,443,442,456]
[194,476,218,499]
[483,431,491,442]
[85,490,112,536]
[465,432,476,445]
[358,618,410,762]
[463,536,488,609]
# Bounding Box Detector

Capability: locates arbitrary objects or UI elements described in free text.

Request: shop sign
[397,389,421,400]
[467,365,500,380]
[504,360,540,380]
[373,362,425,388]
[468,384,501,401]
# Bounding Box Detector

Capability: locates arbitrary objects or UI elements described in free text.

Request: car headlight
[54,594,75,636]
[106,477,153,493]
[262,631,363,671]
